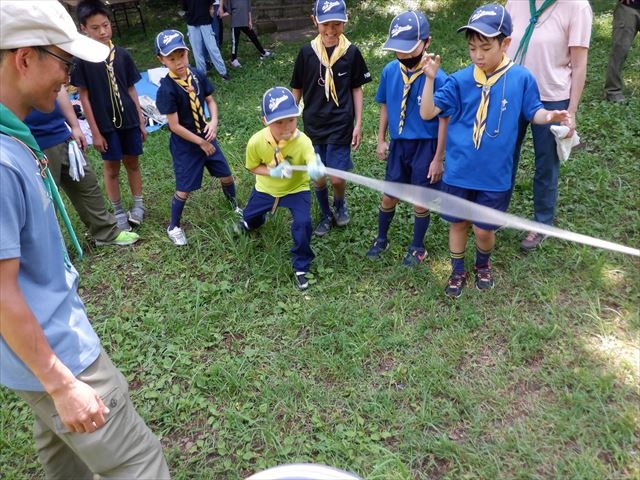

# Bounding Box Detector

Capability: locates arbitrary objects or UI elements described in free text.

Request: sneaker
[366,238,389,259]
[314,216,333,237]
[127,207,145,226]
[444,272,467,299]
[230,58,241,68]
[220,73,231,81]
[474,266,494,291]
[520,231,547,251]
[260,50,274,59]
[294,271,309,290]
[333,204,350,227]
[605,94,626,103]
[95,230,140,246]
[167,226,187,246]
[228,198,243,216]
[233,219,249,235]
[115,212,132,232]
[402,246,427,267]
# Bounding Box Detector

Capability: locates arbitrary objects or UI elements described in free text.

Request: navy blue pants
[243,189,314,272]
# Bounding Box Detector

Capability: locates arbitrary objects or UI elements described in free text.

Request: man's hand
[50,379,110,434]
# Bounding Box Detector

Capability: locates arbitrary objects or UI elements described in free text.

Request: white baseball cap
[0,0,109,63]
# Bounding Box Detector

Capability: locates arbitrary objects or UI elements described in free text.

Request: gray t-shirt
[230,0,250,28]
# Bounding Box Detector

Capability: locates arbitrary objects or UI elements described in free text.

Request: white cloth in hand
[550,125,580,162]
[68,140,86,182]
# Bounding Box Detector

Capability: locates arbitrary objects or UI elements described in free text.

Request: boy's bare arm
[351,86,364,150]
[531,108,570,128]
[203,95,219,142]
[127,85,147,142]
[376,103,389,160]
[57,88,87,150]
[419,53,442,120]
[78,88,106,152]
[292,88,302,104]
[166,112,215,156]
[428,116,448,184]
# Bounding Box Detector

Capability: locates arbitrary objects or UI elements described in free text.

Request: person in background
[604,0,639,103]
[227,0,273,68]
[25,87,140,247]
[183,0,230,81]
[0,1,170,478]
[506,0,592,251]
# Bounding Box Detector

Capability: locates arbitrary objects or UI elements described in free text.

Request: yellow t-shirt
[245,127,316,198]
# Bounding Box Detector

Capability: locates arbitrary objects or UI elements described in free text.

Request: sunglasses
[37,47,76,76]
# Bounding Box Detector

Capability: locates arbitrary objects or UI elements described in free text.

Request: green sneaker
[96,231,140,246]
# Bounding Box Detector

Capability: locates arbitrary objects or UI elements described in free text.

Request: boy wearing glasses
[71,0,147,233]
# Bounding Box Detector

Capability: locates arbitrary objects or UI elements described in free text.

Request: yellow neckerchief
[472,54,514,149]
[105,41,124,127]
[169,68,205,133]
[310,34,351,106]
[264,127,300,167]
[398,62,423,134]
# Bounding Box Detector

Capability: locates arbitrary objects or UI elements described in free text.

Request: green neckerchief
[512,0,557,65]
[0,103,83,260]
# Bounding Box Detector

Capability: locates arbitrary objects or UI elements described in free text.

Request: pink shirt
[506,0,592,101]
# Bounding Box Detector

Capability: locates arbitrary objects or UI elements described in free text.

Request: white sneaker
[167,226,187,246]
[260,50,273,59]
[231,59,241,68]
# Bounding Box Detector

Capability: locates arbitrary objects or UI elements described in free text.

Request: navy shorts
[439,182,510,231]
[313,144,353,171]
[171,136,232,192]
[385,138,441,193]
[100,127,143,161]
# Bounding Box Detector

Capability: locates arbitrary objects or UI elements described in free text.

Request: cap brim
[382,38,421,54]
[158,45,190,56]
[57,36,110,63]
[264,108,301,125]
[316,15,348,24]
[456,25,501,38]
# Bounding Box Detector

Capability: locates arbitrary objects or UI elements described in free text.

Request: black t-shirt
[71,45,141,133]
[183,0,213,26]
[290,43,371,145]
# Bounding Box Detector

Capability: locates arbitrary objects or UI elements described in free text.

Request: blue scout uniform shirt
[156,67,213,136]
[376,59,447,140]
[434,64,543,192]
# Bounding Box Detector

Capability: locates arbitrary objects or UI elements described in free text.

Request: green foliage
[1,1,638,479]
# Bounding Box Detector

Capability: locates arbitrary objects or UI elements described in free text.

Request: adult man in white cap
[0,2,170,478]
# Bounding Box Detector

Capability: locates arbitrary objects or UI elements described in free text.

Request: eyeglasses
[37,47,76,76]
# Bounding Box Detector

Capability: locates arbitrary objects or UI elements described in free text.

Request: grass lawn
[1,0,638,478]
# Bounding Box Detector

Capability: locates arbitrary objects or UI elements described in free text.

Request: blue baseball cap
[314,0,348,23]
[261,87,301,125]
[382,11,430,53]
[457,4,513,38]
[155,29,189,56]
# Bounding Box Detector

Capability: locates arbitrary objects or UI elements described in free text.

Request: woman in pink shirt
[506,0,592,251]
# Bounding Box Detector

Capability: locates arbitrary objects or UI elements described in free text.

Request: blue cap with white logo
[261,87,301,125]
[155,29,189,56]
[457,4,513,38]
[382,11,430,53]
[314,0,348,24]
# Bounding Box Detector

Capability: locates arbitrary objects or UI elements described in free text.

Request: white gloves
[68,140,86,181]
[307,153,327,181]
[550,125,580,163]
[269,160,292,178]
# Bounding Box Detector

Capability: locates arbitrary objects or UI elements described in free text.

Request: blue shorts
[439,182,510,231]
[385,138,441,193]
[170,136,232,192]
[313,144,352,171]
[100,127,143,161]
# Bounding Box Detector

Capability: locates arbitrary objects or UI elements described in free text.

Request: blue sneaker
[445,272,467,299]
[314,216,333,237]
[294,271,309,290]
[366,238,389,258]
[402,246,427,267]
[333,204,350,227]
